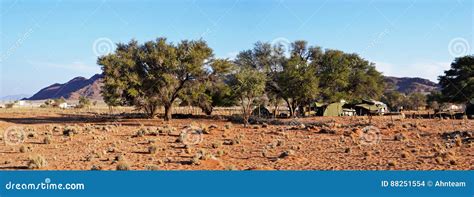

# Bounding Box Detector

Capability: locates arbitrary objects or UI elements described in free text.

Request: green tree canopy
[439,55,474,104]
[229,66,266,126]
[98,38,213,120]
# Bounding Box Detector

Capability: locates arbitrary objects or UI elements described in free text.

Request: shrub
[116,162,130,171]
[148,145,158,154]
[224,123,233,130]
[134,129,146,137]
[43,136,52,144]
[388,160,397,167]
[91,165,102,170]
[344,147,351,153]
[27,155,47,169]
[401,151,411,159]
[144,164,160,170]
[63,127,75,137]
[19,145,31,153]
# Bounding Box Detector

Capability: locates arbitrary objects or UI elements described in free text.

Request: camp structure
[354,99,388,115]
[436,103,465,115]
[315,100,356,116]
[251,105,272,118]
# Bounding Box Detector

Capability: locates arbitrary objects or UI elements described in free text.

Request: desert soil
[0,109,472,170]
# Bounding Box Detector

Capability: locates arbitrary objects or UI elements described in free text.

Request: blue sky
[1,0,472,97]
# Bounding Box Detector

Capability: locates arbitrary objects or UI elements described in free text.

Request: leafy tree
[319,50,384,103]
[181,59,236,115]
[406,93,427,110]
[439,55,474,104]
[426,91,443,110]
[229,66,266,126]
[234,42,285,115]
[381,90,405,111]
[344,54,385,102]
[318,50,351,102]
[98,38,213,120]
[275,40,319,117]
[78,96,91,108]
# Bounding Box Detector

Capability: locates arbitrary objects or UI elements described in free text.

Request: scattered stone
[279,150,295,158]
[394,133,406,141]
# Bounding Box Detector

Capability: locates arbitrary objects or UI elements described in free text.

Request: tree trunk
[164,104,172,121]
[273,104,279,119]
[145,104,157,118]
[284,99,293,118]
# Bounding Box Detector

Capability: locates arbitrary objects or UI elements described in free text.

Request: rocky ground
[0,110,472,170]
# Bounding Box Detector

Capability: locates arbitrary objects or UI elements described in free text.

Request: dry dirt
[0,109,472,170]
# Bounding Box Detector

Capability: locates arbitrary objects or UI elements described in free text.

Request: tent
[355,99,388,115]
[323,102,344,116]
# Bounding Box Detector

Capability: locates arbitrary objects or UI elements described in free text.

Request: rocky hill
[384,76,439,94]
[27,74,103,100]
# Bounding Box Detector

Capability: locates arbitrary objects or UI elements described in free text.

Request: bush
[27,155,47,169]
[43,136,52,144]
[116,162,130,170]
[19,145,31,153]
[148,145,158,154]
[144,164,160,170]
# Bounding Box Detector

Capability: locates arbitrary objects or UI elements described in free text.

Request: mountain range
[26,74,103,100]
[384,76,440,94]
[22,74,440,101]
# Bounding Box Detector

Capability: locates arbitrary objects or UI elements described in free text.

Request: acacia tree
[318,50,385,103]
[181,59,236,115]
[229,66,266,126]
[381,90,405,111]
[439,55,474,104]
[98,38,213,121]
[275,41,320,117]
[406,93,427,110]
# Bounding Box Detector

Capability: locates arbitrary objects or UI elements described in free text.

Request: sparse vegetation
[116,162,130,171]
[43,135,52,144]
[27,155,47,169]
[147,145,158,154]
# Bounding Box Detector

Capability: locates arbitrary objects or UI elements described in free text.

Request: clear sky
[1,0,472,97]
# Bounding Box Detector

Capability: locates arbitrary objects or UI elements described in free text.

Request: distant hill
[384,76,439,94]
[27,74,103,100]
[0,94,31,101]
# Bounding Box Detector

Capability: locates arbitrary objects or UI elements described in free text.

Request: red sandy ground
[0,110,472,170]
